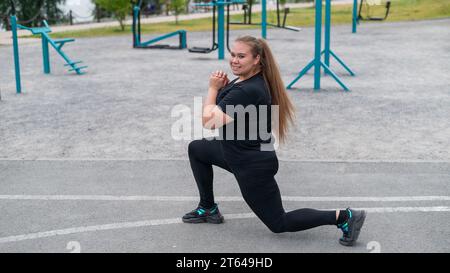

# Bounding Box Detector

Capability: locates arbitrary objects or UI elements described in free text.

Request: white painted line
[1,158,450,163]
[361,206,450,213]
[0,218,182,244]
[1,195,450,202]
[0,195,199,201]
[0,207,449,244]
[281,196,450,202]
[0,158,189,161]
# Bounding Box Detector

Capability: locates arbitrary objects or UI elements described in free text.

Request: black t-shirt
[215,72,276,165]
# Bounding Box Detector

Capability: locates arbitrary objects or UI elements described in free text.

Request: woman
[183,36,366,246]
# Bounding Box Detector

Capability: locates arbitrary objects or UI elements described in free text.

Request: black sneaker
[337,208,366,246]
[182,204,224,224]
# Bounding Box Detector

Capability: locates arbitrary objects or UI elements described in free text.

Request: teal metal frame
[229,0,299,39]
[287,0,354,92]
[11,15,21,94]
[192,1,245,60]
[352,0,391,33]
[322,0,355,77]
[12,19,87,75]
[353,0,358,33]
[132,3,187,49]
[134,29,187,48]
[262,0,267,39]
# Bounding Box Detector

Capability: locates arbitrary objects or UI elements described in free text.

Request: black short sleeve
[217,87,255,114]
[213,73,274,154]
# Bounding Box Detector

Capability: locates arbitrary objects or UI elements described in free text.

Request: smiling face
[229,41,261,79]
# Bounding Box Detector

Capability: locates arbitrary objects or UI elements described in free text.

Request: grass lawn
[24,0,450,39]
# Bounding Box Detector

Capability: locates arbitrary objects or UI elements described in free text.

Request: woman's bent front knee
[188,139,203,157]
[266,220,287,234]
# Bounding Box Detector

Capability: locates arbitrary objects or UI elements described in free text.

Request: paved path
[0,160,449,252]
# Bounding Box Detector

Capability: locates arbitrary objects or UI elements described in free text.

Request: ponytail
[235,36,295,144]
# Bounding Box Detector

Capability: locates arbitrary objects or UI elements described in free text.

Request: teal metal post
[324,0,331,74]
[218,3,225,60]
[322,0,355,77]
[133,5,140,47]
[352,0,358,33]
[324,0,331,69]
[287,0,323,90]
[42,35,51,74]
[287,0,351,92]
[10,15,22,94]
[313,0,322,89]
[180,30,187,49]
[262,0,267,39]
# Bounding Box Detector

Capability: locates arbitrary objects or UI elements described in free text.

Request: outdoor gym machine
[132,0,187,49]
[188,2,219,54]
[12,21,87,75]
[229,0,301,34]
[352,0,391,33]
[188,0,245,60]
[9,0,86,94]
[287,0,355,92]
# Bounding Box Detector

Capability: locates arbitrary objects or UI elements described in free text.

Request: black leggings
[188,138,337,233]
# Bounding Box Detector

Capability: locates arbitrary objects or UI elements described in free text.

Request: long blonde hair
[235,36,295,144]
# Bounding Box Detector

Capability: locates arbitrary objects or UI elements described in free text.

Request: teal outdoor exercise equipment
[132,0,187,49]
[287,0,354,92]
[188,2,219,54]
[188,0,245,60]
[229,0,301,35]
[9,0,86,94]
[352,0,391,33]
[12,20,87,75]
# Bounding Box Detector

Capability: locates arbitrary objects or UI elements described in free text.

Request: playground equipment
[229,0,301,33]
[188,3,219,54]
[188,0,245,60]
[12,20,87,75]
[9,0,86,94]
[352,0,391,33]
[132,0,187,49]
[287,0,355,92]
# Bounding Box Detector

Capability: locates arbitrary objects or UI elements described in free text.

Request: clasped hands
[209,70,230,91]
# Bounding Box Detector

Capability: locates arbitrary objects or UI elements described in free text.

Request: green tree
[0,0,67,30]
[169,0,186,24]
[0,1,11,30]
[94,0,132,31]
[43,0,67,25]
[93,3,113,23]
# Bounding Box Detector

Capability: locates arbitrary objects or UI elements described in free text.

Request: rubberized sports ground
[0,18,449,253]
